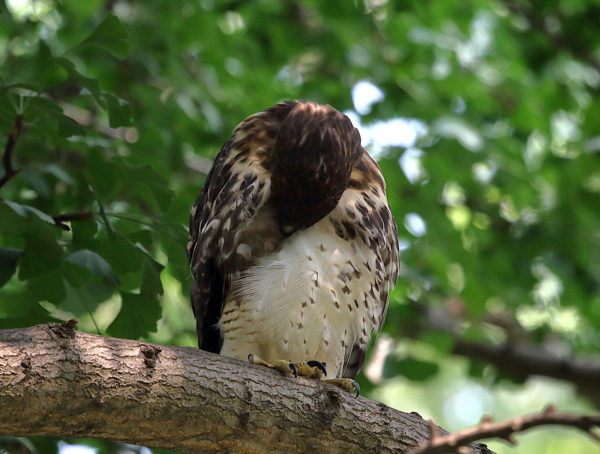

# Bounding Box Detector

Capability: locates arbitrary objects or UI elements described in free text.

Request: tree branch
[453,339,600,407]
[52,211,94,231]
[406,406,600,454]
[409,300,600,408]
[0,323,494,454]
[0,115,24,189]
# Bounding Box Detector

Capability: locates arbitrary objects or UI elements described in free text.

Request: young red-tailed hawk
[188,101,398,393]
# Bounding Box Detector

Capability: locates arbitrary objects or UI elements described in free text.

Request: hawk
[188,101,398,393]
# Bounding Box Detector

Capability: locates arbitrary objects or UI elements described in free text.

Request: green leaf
[86,151,126,199]
[57,113,85,137]
[1,201,56,231]
[108,292,161,339]
[126,165,173,212]
[165,237,189,283]
[18,224,63,280]
[420,331,453,353]
[103,92,133,127]
[62,259,93,286]
[0,290,35,318]
[63,0,104,19]
[467,358,488,380]
[79,14,130,59]
[95,234,141,275]
[55,57,103,106]
[17,167,51,198]
[66,249,119,287]
[127,229,154,252]
[385,356,440,381]
[72,220,98,248]
[21,95,64,119]
[116,271,143,293]
[0,247,23,287]
[25,272,67,304]
[60,280,114,316]
[42,163,77,186]
[0,203,28,235]
[0,302,56,329]
[141,258,164,296]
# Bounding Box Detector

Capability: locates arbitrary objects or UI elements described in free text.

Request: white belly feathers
[220,217,378,378]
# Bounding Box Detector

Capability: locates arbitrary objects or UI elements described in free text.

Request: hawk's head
[270,101,362,233]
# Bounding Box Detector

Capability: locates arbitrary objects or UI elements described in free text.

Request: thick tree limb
[406,406,600,454]
[0,323,493,454]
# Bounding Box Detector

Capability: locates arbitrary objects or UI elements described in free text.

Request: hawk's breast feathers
[188,101,399,378]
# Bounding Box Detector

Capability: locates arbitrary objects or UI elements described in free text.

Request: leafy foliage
[1,0,599,453]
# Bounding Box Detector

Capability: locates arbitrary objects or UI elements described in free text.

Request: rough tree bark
[0,323,493,454]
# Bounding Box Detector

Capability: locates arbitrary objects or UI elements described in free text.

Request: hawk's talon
[249,354,358,396]
[324,378,361,397]
[352,380,360,397]
[248,354,327,379]
[294,361,326,379]
[306,360,327,377]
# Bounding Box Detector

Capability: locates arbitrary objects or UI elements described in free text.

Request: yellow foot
[247,354,327,379]
[324,378,360,397]
[248,354,359,397]
[294,360,327,379]
[247,354,297,376]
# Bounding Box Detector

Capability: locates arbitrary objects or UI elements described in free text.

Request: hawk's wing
[188,131,274,352]
[340,152,399,378]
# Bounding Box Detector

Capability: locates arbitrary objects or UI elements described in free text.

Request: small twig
[62,319,79,329]
[406,406,600,454]
[427,419,442,442]
[52,211,93,231]
[0,115,24,189]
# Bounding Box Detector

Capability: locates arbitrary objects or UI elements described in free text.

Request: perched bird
[188,100,398,393]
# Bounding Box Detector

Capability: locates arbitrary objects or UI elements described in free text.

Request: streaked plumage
[188,101,398,379]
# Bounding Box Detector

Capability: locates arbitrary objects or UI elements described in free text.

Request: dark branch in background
[52,211,94,231]
[406,406,600,454]
[0,115,24,189]
[453,339,600,406]
[409,301,600,409]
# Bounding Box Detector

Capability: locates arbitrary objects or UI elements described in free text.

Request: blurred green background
[1,0,599,453]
